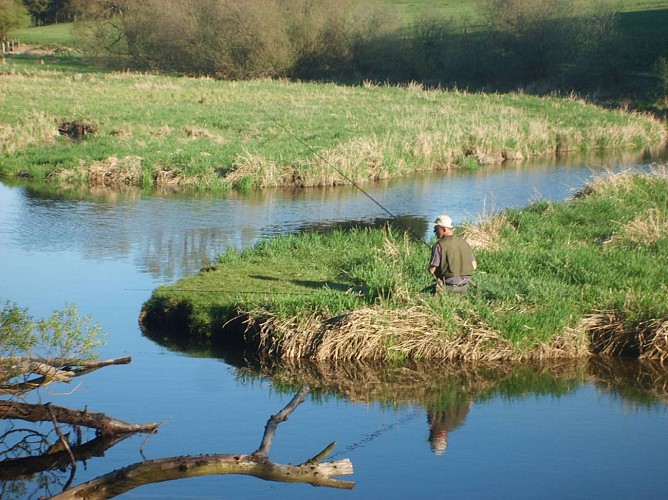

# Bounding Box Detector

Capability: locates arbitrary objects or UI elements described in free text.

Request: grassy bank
[140,168,668,363]
[1,57,665,191]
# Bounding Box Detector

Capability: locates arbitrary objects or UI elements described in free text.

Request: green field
[14,22,75,47]
[0,65,664,191]
[2,0,666,191]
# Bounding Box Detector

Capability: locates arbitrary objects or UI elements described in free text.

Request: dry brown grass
[605,208,668,248]
[460,207,511,252]
[223,152,290,188]
[582,310,668,363]
[639,319,668,364]
[573,167,638,198]
[86,156,143,187]
[250,302,593,363]
[0,111,59,154]
[574,166,668,199]
[46,155,142,187]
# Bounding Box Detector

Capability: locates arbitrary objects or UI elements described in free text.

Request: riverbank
[140,168,668,363]
[1,54,667,191]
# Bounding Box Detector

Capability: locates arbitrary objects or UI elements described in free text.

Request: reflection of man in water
[427,399,473,455]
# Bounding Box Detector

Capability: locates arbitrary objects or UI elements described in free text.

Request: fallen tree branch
[51,386,354,499]
[1,357,132,394]
[51,453,354,499]
[0,401,158,436]
[254,385,309,459]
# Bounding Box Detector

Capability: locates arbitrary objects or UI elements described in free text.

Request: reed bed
[250,301,595,363]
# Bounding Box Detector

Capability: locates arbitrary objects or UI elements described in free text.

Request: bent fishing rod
[260,109,432,248]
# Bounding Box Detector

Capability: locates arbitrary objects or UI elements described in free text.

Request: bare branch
[49,385,354,498]
[254,385,310,458]
[303,440,336,465]
[0,357,131,395]
[0,401,158,436]
[51,452,354,499]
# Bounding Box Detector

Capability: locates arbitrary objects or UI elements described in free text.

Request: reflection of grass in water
[236,356,668,410]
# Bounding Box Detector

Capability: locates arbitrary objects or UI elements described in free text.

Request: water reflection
[2,149,666,283]
[228,355,667,455]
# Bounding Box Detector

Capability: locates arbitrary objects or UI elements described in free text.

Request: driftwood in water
[0,433,134,481]
[0,400,158,436]
[52,386,354,499]
[0,356,158,487]
[0,356,131,395]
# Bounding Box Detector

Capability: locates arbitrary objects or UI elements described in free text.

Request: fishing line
[261,108,431,248]
[124,288,341,295]
[329,408,422,459]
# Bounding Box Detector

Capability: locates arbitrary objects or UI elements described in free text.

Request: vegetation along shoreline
[1,59,667,192]
[140,168,668,364]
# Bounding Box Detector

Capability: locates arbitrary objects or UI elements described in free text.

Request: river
[1,151,667,499]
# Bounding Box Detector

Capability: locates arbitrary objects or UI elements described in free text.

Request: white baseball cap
[433,215,453,228]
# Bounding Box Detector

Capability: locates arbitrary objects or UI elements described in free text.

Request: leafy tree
[22,0,50,25]
[22,0,73,25]
[0,0,29,42]
[0,300,104,385]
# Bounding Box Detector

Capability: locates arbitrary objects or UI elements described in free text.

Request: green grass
[14,23,76,48]
[1,59,664,191]
[141,169,668,361]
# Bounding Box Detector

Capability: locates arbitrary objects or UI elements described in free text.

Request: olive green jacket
[435,235,476,279]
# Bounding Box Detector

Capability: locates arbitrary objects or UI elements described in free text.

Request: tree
[1,301,158,495]
[22,0,49,25]
[0,0,29,43]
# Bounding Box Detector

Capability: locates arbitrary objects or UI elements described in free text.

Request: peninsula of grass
[1,56,666,191]
[140,168,668,363]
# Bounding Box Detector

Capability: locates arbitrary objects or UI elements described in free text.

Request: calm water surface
[1,153,667,499]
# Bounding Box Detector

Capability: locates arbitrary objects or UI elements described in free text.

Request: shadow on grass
[248,274,368,294]
[1,52,104,74]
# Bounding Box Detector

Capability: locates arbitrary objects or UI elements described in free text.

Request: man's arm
[429,243,441,279]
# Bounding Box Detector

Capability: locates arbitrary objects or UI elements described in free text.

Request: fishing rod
[261,109,432,248]
[126,288,359,295]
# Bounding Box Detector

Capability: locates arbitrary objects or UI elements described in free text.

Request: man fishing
[428,215,477,294]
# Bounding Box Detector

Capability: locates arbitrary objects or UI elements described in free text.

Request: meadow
[3,0,668,191]
[1,60,665,191]
[140,169,668,363]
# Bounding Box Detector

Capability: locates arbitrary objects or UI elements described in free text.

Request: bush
[72,0,397,79]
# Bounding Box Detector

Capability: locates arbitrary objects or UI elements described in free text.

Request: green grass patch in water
[141,168,668,361]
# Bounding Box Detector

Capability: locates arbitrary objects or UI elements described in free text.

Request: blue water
[1,153,667,499]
